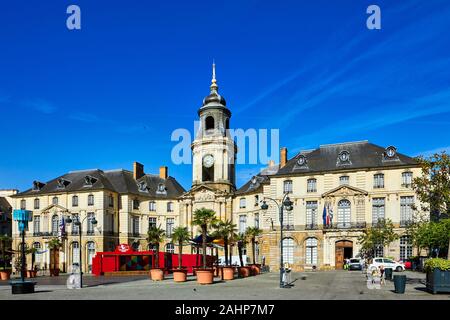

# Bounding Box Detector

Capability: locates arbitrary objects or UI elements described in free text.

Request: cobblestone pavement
[0,270,449,300]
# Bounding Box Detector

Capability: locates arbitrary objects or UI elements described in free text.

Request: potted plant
[171,226,190,282]
[26,247,38,278]
[212,219,237,280]
[424,258,450,294]
[147,225,165,281]
[0,235,12,280]
[245,227,263,275]
[235,233,251,277]
[48,238,62,276]
[192,208,217,285]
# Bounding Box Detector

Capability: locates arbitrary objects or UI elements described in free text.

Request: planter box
[426,269,450,294]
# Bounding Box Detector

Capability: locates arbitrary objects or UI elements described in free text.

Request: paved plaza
[0,270,449,300]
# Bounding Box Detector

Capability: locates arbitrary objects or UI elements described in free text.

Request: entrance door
[335,240,353,269]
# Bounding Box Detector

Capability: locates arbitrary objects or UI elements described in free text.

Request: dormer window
[57,178,70,189]
[339,151,350,162]
[385,146,396,158]
[84,175,98,187]
[32,181,45,191]
[297,155,307,166]
[138,181,148,193]
[251,176,257,185]
[156,183,166,194]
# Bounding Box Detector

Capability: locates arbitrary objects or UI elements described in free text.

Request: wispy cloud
[22,98,57,114]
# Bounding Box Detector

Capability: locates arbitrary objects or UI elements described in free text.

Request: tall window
[402,172,413,187]
[33,242,42,265]
[254,213,259,229]
[282,238,294,264]
[133,199,140,210]
[239,215,247,234]
[254,195,259,206]
[305,238,318,265]
[132,216,140,236]
[34,198,40,210]
[51,214,59,235]
[339,176,349,185]
[149,201,156,211]
[72,242,80,266]
[283,180,293,194]
[400,196,414,226]
[149,217,157,229]
[72,195,78,207]
[33,216,40,235]
[166,218,174,237]
[372,198,385,225]
[306,201,318,228]
[205,116,215,130]
[166,243,175,254]
[87,242,95,272]
[239,198,246,209]
[52,197,58,205]
[307,178,317,193]
[87,213,95,235]
[108,194,114,207]
[373,173,384,188]
[71,214,80,235]
[400,236,413,261]
[86,194,93,206]
[167,202,174,212]
[20,199,26,210]
[337,199,351,228]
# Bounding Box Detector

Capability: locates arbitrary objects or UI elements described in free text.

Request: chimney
[159,166,168,179]
[133,162,145,180]
[280,147,288,168]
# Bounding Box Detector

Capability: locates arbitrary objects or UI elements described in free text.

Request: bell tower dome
[191,62,236,192]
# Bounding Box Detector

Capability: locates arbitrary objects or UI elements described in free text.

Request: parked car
[348,258,362,270]
[369,257,405,272]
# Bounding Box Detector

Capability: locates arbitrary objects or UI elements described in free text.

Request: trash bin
[384,268,393,281]
[393,275,406,294]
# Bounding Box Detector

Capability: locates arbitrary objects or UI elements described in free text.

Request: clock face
[386,147,396,157]
[203,154,214,168]
[297,155,306,166]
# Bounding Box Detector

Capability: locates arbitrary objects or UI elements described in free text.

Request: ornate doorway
[335,240,353,269]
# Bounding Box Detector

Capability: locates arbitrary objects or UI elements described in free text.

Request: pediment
[322,185,368,198]
[41,204,69,214]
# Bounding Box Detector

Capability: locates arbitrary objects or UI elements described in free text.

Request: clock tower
[191,62,237,193]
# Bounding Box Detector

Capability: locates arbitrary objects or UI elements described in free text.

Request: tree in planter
[245,227,262,265]
[413,152,450,259]
[192,208,217,269]
[212,220,237,266]
[171,226,190,269]
[235,233,247,267]
[146,225,165,269]
[358,219,398,259]
[0,235,12,272]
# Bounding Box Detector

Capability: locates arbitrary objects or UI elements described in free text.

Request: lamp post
[260,192,293,288]
[64,214,97,288]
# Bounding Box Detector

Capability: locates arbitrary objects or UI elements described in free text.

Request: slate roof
[235,164,279,195]
[13,169,186,199]
[276,141,419,177]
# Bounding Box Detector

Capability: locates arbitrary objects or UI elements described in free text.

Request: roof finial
[210,60,218,92]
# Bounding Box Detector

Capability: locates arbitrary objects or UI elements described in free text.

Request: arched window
[72,195,78,207]
[307,178,317,193]
[305,238,318,265]
[337,199,351,228]
[166,243,175,254]
[283,180,293,194]
[51,214,59,235]
[205,116,215,130]
[282,238,294,264]
[87,241,96,272]
[400,235,413,261]
[52,196,58,205]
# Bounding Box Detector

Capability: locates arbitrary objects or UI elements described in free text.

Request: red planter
[238,266,251,278]
[223,267,235,280]
[250,264,261,275]
[0,271,11,281]
[150,268,164,281]
[196,269,214,285]
[172,269,188,282]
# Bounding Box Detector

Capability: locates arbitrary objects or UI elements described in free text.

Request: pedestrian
[379,265,385,285]
[360,257,366,274]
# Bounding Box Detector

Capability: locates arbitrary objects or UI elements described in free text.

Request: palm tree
[192,208,217,269]
[0,235,12,271]
[245,227,263,264]
[146,225,165,268]
[235,233,247,267]
[171,226,190,269]
[212,220,237,266]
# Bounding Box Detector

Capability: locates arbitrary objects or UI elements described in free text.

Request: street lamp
[260,193,294,288]
[64,214,97,288]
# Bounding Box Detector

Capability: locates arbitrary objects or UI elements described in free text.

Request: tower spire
[210,60,218,93]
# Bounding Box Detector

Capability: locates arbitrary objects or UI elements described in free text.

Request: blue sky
[1,0,449,191]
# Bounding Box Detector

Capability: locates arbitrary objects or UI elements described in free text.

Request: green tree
[358,219,398,258]
[235,233,247,267]
[245,227,262,264]
[413,152,450,258]
[146,225,165,268]
[171,226,191,269]
[407,219,450,257]
[192,208,217,269]
[0,235,12,270]
[212,219,237,266]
